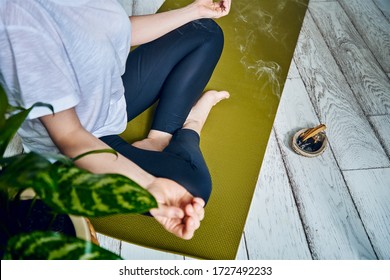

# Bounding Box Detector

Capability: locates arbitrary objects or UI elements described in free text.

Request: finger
[188,200,204,221]
[184,203,195,217]
[182,217,198,240]
[166,218,193,240]
[184,205,201,230]
[152,214,186,237]
[193,202,205,221]
[217,1,230,13]
[188,215,201,231]
[150,205,184,219]
[224,0,231,11]
[192,198,205,219]
[193,197,205,207]
[189,198,205,221]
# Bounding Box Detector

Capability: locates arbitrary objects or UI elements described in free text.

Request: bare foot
[183,90,230,135]
[132,130,172,152]
[132,90,229,151]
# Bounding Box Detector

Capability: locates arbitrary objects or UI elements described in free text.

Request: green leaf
[0,97,53,158]
[72,149,118,162]
[38,163,158,216]
[0,153,53,198]
[0,85,7,127]
[0,152,157,217]
[4,231,122,260]
[0,109,31,157]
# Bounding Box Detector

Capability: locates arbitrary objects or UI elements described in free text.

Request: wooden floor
[98,0,390,260]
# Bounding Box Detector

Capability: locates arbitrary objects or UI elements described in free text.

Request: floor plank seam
[371,0,390,24]
[341,166,390,172]
[272,127,314,260]
[367,113,390,117]
[367,118,390,160]
[241,232,250,260]
[339,171,381,260]
[338,0,390,76]
[304,8,359,117]
[328,149,380,259]
[118,240,123,258]
[293,45,361,173]
[300,119,380,259]
[311,133,381,259]
[307,5,374,120]
[287,77,301,81]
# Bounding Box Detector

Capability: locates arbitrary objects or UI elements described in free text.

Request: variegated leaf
[4,231,122,260]
[0,85,53,157]
[0,152,157,216]
[0,153,53,198]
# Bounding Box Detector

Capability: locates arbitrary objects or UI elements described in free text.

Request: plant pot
[0,189,94,248]
[0,187,104,259]
[19,188,93,242]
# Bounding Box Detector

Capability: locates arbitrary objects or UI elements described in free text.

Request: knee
[182,164,212,204]
[193,19,224,54]
[192,165,213,204]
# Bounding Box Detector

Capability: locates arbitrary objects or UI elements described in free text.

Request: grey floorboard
[339,0,390,73]
[273,77,375,259]
[295,12,390,170]
[343,168,390,259]
[244,129,311,260]
[369,115,390,158]
[310,1,390,115]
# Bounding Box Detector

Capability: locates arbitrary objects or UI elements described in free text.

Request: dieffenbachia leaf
[0,153,53,198]
[39,161,158,216]
[4,231,122,260]
[0,85,53,157]
[0,152,157,217]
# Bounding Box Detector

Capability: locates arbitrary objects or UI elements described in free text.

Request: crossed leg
[133,90,230,151]
[101,19,226,203]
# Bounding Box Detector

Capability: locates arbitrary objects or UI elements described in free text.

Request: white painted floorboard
[372,0,390,21]
[338,0,390,73]
[120,242,184,260]
[343,168,390,259]
[369,115,390,157]
[310,1,390,116]
[235,235,249,260]
[287,60,300,79]
[96,233,121,256]
[273,78,376,259]
[294,11,390,170]
[244,129,311,260]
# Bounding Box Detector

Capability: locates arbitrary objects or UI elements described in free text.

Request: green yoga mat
[91,0,308,260]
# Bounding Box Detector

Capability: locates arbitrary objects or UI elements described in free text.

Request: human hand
[192,0,231,19]
[146,177,205,240]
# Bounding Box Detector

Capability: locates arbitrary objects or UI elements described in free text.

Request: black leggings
[100,19,224,202]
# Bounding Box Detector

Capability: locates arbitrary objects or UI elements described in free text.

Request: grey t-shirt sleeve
[0,25,80,119]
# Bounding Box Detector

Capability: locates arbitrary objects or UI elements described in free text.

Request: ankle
[183,119,202,135]
[148,130,172,148]
[147,137,168,151]
[132,138,166,152]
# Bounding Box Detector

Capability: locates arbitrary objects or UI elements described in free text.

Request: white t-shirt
[0,0,131,153]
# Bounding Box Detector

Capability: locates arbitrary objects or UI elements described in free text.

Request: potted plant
[0,85,157,259]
